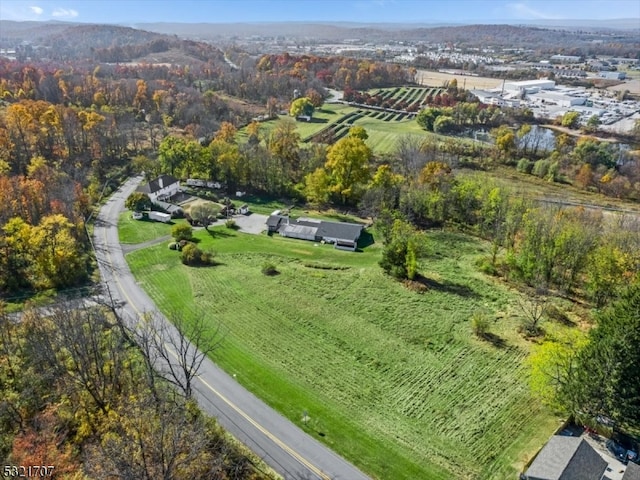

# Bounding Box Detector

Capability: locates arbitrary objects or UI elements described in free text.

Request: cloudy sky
[1,0,638,24]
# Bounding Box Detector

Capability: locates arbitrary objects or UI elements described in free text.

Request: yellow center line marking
[101,221,330,480]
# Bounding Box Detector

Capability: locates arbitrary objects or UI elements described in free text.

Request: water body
[464,125,631,156]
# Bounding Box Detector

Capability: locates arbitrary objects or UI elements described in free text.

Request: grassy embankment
[125,222,561,480]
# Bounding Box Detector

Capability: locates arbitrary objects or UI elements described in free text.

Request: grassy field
[118,211,188,244]
[465,167,640,215]
[352,113,428,153]
[126,225,560,480]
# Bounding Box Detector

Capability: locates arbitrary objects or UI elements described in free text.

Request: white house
[137,175,180,203]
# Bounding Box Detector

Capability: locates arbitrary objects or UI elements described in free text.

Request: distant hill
[130,21,639,51]
[1,20,637,62]
[0,21,224,64]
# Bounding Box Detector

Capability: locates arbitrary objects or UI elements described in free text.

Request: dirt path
[121,235,172,253]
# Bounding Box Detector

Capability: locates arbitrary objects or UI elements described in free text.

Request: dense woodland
[1,22,639,471]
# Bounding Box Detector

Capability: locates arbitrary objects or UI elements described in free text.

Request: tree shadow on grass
[416,275,481,299]
[478,332,507,348]
[205,229,236,239]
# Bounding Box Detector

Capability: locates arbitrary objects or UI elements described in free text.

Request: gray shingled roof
[266,215,363,243]
[316,220,363,242]
[623,462,640,480]
[525,436,608,480]
[137,174,179,194]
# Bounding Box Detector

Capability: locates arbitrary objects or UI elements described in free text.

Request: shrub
[532,159,550,178]
[471,311,490,337]
[476,257,498,276]
[180,243,215,266]
[225,219,238,229]
[261,263,279,276]
[171,223,193,242]
[517,157,534,174]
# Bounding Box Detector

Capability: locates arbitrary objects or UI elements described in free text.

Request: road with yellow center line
[93,176,371,480]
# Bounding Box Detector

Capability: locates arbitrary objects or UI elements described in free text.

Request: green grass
[464,167,640,214]
[238,104,357,143]
[118,211,187,244]
[126,226,559,480]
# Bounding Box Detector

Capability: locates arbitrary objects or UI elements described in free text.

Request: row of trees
[364,158,640,306]
[0,299,274,478]
[530,283,640,432]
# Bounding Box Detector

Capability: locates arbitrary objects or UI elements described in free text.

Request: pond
[463,125,632,157]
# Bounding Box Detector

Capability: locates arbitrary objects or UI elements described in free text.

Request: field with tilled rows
[240,86,451,153]
[126,225,559,480]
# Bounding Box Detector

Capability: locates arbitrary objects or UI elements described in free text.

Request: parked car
[607,439,639,464]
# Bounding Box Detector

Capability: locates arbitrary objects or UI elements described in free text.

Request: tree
[575,163,594,190]
[171,223,193,242]
[433,115,455,134]
[348,125,368,140]
[379,219,425,280]
[304,168,330,205]
[305,88,324,108]
[491,125,516,159]
[268,118,301,179]
[158,135,189,177]
[561,111,580,129]
[325,131,373,204]
[564,282,640,430]
[125,192,151,212]
[210,138,241,193]
[528,328,588,411]
[416,107,443,131]
[189,203,220,230]
[214,121,237,143]
[289,97,314,119]
[29,214,87,289]
[517,290,548,337]
[359,164,403,218]
[136,312,223,399]
[583,114,600,133]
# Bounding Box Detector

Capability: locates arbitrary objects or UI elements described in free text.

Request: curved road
[93,176,371,480]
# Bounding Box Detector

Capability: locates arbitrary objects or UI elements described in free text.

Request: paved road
[93,176,371,480]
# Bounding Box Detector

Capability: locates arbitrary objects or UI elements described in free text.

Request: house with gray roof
[524,436,607,480]
[137,174,180,203]
[266,214,364,251]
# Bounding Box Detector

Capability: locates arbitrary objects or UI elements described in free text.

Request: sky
[0,0,639,24]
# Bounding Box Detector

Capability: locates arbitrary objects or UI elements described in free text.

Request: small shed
[238,204,250,215]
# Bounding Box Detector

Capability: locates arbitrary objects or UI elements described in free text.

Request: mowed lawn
[126,227,559,480]
[118,211,189,244]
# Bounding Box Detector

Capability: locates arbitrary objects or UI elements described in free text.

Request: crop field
[126,226,559,480]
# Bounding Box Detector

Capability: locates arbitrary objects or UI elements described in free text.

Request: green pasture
[125,225,559,480]
[118,211,187,244]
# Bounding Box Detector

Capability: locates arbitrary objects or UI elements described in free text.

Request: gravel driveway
[230,213,268,234]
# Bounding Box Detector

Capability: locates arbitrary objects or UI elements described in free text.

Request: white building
[529,91,586,108]
[137,174,181,203]
[504,79,556,95]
